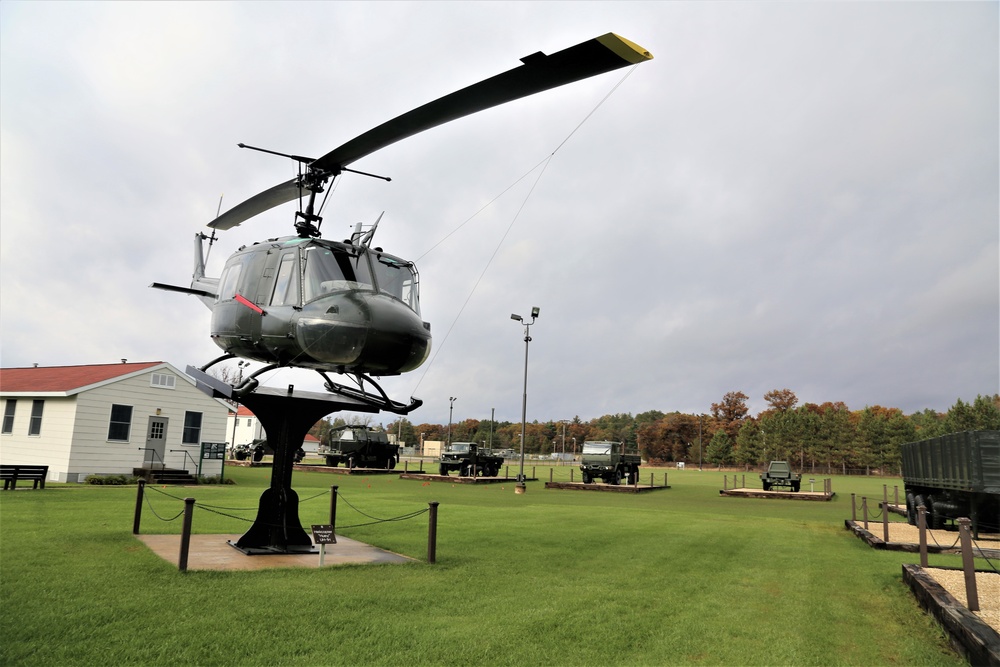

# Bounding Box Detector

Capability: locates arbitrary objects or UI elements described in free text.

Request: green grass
[0,466,968,666]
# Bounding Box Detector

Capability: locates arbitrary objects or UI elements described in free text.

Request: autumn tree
[711,391,749,438]
[764,388,798,412]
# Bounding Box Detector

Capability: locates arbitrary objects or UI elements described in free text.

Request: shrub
[83,474,138,485]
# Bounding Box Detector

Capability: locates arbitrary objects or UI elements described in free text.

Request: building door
[145,417,168,468]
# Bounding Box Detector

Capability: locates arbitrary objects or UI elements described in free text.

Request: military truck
[579,440,641,485]
[318,426,399,469]
[232,439,304,463]
[439,442,504,477]
[760,461,801,491]
[902,430,1000,534]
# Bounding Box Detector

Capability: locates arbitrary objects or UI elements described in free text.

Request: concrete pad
[135,534,415,571]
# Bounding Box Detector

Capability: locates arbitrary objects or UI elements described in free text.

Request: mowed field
[0,465,971,666]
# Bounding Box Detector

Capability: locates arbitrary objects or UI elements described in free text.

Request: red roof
[234,405,255,417]
[304,433,320,442]
[0,362,164,393]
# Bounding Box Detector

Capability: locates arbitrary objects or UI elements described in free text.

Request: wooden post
[132,479,145,535]
[330,485,338,530]
[650,473,653,487]
[427,502,440,564]
[570,469,574,482]
[958,518,979,612]
[405,461,409,473]
[894,485,899,507]
[549,468,553,483]
[882,485,889,543]
[918,505,928,568]
[862,496,868,530]
[506,465,510,479]
[724,475,728,491]
[851,493,857,522]
[178,497,195,573]
[741,474,745,489]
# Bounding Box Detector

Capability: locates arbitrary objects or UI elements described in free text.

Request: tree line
[311,391,1000,474]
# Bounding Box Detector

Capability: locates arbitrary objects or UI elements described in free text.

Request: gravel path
[924,568,999,632]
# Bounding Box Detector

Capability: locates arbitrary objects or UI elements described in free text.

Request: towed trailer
[902,430,1000,536]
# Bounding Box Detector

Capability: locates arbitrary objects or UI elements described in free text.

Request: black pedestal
[187,368,380,554]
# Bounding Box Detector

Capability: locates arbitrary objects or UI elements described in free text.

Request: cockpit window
[303,245,374,303]
[269,253,299,306]
[372,253,420,314]
[217,259,244,301]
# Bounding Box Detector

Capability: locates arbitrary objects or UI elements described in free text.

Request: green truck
[760,461,802,492]
[902,430,1000,534]
[317,426,399,469]
[439,442,504,477]
[579,440,640,485]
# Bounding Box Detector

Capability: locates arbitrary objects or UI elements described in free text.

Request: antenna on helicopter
[350,212,385,247]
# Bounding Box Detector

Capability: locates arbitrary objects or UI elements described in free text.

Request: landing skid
[185,365,407,555]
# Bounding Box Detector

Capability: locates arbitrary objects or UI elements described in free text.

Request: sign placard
[201,442,227,460]
[311,524,336,545]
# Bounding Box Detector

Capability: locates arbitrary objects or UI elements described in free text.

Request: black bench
[1,465,49,490]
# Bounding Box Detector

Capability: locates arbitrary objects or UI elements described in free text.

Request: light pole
[448,397,456,446]
[510,306,539,494]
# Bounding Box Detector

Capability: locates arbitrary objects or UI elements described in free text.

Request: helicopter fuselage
[209,235,431,376]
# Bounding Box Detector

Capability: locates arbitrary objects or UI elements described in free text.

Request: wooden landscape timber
[398,472,534,485]
[293,464,399,475]
[844,520,1000,559]
[719,487,835,501]
[902,564,1000,667]
[544,480,668,493]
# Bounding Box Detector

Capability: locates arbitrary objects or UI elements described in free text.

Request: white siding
[0,397,76,477]
[0,364,230,481]
[71,368,229,478]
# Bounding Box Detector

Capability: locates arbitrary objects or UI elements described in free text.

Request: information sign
[312,524,336,544]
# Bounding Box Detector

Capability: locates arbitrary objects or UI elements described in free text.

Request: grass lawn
[0,465,970,666]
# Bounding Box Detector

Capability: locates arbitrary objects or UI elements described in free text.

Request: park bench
[1,465,49,490]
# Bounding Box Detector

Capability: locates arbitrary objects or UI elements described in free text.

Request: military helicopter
[152,33,652,414]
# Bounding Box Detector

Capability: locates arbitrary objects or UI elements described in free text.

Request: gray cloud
[1,1,996,426]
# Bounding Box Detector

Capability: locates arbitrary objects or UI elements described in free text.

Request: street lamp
[510,306,539,494]
[448,397,457,446]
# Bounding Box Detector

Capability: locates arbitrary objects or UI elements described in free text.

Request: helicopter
[152,33,652,414]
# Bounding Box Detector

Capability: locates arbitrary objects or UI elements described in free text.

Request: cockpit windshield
[302,243,420,315]
[303,245,374,303]
[372,252,420,315]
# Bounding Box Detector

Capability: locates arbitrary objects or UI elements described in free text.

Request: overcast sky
[1,1,997,427]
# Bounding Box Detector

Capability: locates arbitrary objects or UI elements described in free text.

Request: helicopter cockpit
[303,242,420,315]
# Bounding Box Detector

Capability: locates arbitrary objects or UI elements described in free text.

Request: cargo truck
[901,430,1000,535]
[579,440,640,485]
[318,426,399,469]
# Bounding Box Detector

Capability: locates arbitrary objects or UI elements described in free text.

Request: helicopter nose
[295,293,430,374]
[361,294,431,374]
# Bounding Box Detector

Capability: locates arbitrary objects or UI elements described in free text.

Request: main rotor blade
[208,178,300,230]
[309,33,652,173]
[207,32,652,230]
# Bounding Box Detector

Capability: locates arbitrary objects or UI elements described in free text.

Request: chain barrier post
[882,485,890,543]
[918,505,928,568]
[330,485,339,531]
[958,518,980,612]
[132,479,146,535]
[178,497,195,573]
[427,501,440,564]
[851,493,856,522]
[549,468,553,483]
[862,497,868,530]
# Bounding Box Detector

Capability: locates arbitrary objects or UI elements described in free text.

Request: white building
[0,361,231,482]
[224,405,323,454]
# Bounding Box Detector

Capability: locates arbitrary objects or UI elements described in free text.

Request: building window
[107,404,133,441]
[150,373,176,389]
[28,400,44,436]
[182,411,203,444]
[2,400,15,434]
